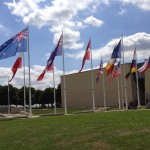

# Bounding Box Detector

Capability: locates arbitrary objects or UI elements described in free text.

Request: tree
[0,85,8,106]
[9,84,19,106]
[34,89,43,104]
[39,87,53,108]
[56,83,61,107]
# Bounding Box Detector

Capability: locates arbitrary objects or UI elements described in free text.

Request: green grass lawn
[1,110,150,150]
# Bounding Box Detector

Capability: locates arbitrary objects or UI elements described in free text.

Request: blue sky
[0,0,150,89]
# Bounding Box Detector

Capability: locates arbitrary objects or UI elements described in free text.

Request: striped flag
[138,56,150,74]
[125,49,136,80]
[109,61,121,84]
[96,59,103,83]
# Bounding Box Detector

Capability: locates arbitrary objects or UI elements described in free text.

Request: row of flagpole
[2,26,150,116]
[82,35,143,112]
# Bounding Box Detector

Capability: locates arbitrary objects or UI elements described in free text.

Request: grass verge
[0,110,150,150]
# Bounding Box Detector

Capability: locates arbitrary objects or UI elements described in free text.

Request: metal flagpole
[90,38,95,112]
[135,47,140,107]
[120,66,124,109]
[102,57,106,111]
[27,24,32,117]
[53,62,56,114]
[117,65,121,109]
[62,31,67,114]
[120,37,124,109]
[8,76,10,114]
[23,52,26,114]
[122,36,128,110]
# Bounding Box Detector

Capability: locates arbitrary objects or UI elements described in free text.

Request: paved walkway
[0,113,28,120]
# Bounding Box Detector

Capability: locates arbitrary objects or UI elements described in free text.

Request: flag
[46,34,62,70]
[37,69,47,81]
[138,56,150,74]
[37,62,54,81]
[37,34,62,82]
[105,58,116,76]
[116,61,121,75]
[78,39,91,73]
[47,63,54,71]
[9,52,22,82]
[125,49,136,80]
[105,40,121,76]
[111,40,121,58]
[96,59,103,83]
[109,61,121,84]
[0,27,28,60]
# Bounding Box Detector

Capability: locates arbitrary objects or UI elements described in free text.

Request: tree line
[0,83,61,108]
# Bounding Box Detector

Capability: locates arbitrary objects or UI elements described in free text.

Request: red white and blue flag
[138,56,150,74]
[37,34,62,81]
[109,61,121,84]
[96,59,103,83]
[0,27,28,60]
[78,39,91,73]
[46,34,62,70]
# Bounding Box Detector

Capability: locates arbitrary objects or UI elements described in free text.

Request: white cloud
[121,0,150,11]
[0,65,62,90]
[4,0,104,49]
[119,8,127,15]
[66,32,150,63]
[101,0,110,5]
[4,0,45,17]
[83,16,104,27]
[0,65,79,90]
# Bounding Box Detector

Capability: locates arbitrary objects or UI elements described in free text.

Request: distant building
[61,63,146,108]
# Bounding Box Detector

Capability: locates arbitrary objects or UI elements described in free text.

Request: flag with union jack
[37,34,62,81]
[0,27,28,60]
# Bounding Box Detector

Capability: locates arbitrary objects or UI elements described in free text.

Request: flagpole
[102,57,106,111]
[27,24,32,117]
[122,36,128,110]
[23,52,26,114]
[117,65,121,109]
[8,76,10,114]
[90,38,95,112]
[135,47,140,108]
[62,31,67,114]
[120,37,124,109]
[53,62,56,114]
